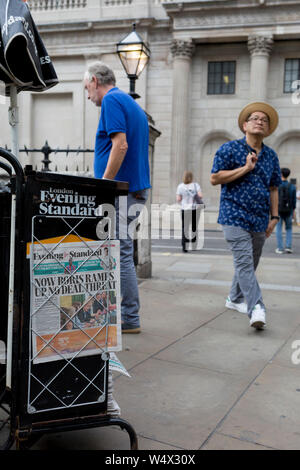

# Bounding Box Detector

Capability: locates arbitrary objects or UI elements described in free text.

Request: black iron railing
[3,141,94,173]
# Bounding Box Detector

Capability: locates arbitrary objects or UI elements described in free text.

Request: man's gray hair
[84,61,116,86]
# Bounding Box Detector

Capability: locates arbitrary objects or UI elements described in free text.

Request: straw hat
[238,102,278,136]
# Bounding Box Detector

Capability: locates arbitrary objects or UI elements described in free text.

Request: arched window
[276,133,300,186]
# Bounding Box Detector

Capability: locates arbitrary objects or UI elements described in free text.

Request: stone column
[135,117,161,279]
[170,39,195,201]
[247,34,274,102]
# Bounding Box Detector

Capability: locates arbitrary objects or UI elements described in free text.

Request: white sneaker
[225,297,248,314]
[250,304,266,329]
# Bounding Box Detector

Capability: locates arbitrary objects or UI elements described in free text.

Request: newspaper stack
[107,353,131,417]
[107,371,121,417]
[0,341,5,364]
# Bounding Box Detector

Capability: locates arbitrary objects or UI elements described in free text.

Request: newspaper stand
[0,148,138,450]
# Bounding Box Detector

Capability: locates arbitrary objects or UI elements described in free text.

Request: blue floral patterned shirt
[211,137,282,232]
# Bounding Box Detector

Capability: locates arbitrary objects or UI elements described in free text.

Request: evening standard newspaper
[28,237,121,364]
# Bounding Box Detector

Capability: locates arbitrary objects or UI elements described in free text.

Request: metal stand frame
[28,215,111,414]
[0,148,137,450]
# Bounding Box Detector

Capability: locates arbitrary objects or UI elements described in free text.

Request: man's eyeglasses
[247,116,269,124]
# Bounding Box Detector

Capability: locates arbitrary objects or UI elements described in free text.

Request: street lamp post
[116,24,150,100]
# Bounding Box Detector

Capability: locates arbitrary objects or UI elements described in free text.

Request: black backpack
[278,182,292,216]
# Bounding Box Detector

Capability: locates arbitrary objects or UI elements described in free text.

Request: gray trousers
[222,225,266,317]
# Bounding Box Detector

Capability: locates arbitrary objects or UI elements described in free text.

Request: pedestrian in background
[210,102,281,330]
[296,188,300,226]
[84,61,150,334]
[275,168,296,254]
[176,171,203,252]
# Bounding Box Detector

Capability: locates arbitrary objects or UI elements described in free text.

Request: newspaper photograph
[28,237,121,364]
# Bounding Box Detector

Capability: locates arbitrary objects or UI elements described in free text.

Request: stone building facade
[1,0,300,209]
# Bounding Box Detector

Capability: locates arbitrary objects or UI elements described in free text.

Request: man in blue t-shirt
[84,62,150,334]
[211,102,281,330]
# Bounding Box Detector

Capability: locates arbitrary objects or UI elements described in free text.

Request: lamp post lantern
[116,24,150,99]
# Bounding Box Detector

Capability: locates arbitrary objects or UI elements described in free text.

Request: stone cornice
[36,18,171,56]
[163,0,300,15]
[36,17,170,34]
[163,0,300,40]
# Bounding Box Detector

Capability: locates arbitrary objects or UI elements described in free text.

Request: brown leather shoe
[121,323,141,334]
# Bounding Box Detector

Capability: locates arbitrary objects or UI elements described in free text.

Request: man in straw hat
[210,102,282,330]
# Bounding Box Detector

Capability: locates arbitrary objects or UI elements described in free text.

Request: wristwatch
[271,215,280,221]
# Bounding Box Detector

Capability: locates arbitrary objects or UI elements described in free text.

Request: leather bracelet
[271,215,280,221]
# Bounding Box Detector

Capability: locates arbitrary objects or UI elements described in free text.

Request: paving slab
[165,261,212,274]
[211,297,300,341]
[151,255,184,275]
[139,278,187,296]
[137,285,226,339]
[218,364,300,450]
[120,329,177,358]
[201,432,273,450]
[155,322,284,378]
[271,325,300,370]
[113,350,150,371]
[114,358,250,450]
[257,261,300,287]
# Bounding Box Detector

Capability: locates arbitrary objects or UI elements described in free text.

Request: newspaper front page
[28,237,121,364]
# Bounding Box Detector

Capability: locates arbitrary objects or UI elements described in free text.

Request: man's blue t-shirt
[211,137,282,232]
[94,87,150,192]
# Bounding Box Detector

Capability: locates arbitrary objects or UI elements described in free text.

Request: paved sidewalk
[32,245,300,450]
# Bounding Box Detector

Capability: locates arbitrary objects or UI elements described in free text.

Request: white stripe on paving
[152,245,229,252]
[152,236,224,240]
[161,277,300,292]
